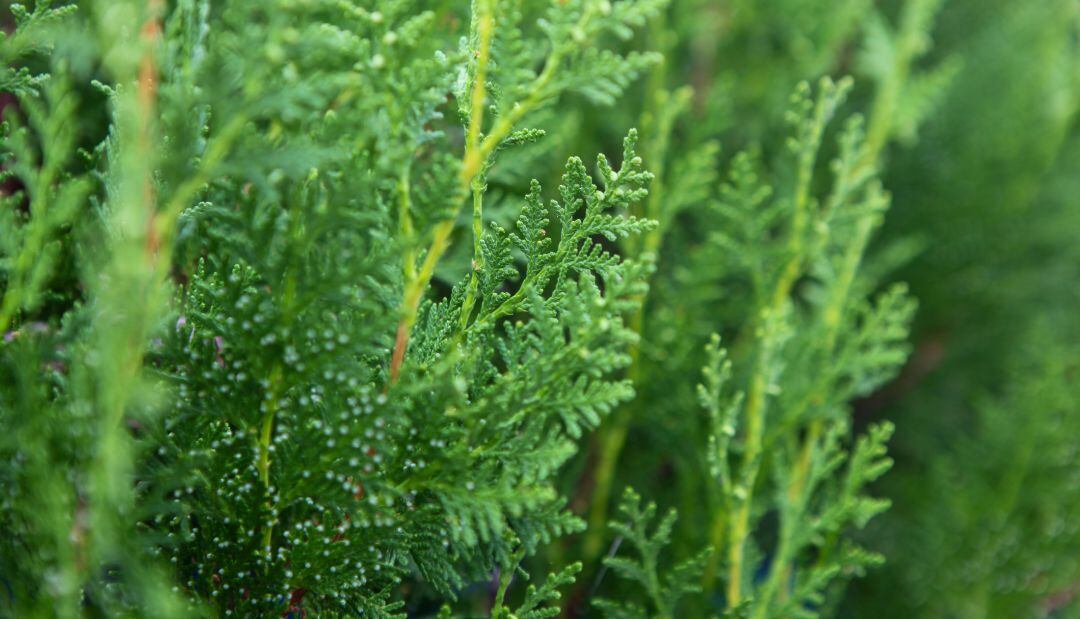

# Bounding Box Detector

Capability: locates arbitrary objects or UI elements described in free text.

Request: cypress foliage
[1,1,1077,618]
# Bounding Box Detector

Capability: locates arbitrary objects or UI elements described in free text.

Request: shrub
[1,1,1076,618]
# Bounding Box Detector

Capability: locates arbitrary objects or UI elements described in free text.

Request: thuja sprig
[0,75,88,336]
[581,2,949,576]
[748,1,950,606]
[389,0,665,383]
[464,130,656,331]
[715,76,853,605]
[491,553,582,619]
[593,488,710,619]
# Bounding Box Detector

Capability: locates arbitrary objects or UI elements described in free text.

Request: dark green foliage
[1,0,662,615]
[2,0,1078,618]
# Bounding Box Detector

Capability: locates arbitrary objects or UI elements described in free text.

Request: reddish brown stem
[139,0,163,257]
[390,321,410,383]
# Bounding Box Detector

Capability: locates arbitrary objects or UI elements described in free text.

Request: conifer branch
[716,78,850,602]
[759,2,944,609]
[391,0,495,383]
[389,0,651,382]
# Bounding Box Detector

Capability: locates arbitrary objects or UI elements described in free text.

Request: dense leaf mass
[2,1,1078,618]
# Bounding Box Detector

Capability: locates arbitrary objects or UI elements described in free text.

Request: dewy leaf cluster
[2,0,1079,618]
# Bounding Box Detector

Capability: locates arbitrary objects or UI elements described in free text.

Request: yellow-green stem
[390,0,496,381]
[758,2,933,605]
[762,208,879,610]
[459,178,486,331]
[399,164,417,282]
[491,548,524,618]
[388,2,607,381]
[720,356,769,602]
[258,364,284,557]
[256,256,298,563]
[712,82,834,600]
[717,195,810,601]
[764,0,933,596]
[584,417,630,559]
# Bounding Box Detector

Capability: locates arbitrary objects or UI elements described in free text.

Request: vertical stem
[711,82,837,601]
[257,247,299,560]
[459,177,486,330]
[721,347,771,603]
[399,164,416,282]
[390,0,494,381]
[466,0,495,163]
[91,0,164,518]
[759,212,871,609]
[387,2,601,382]
[258,364,284,559]
[82,3,191,615]
[389,219,455,382]
[584,418,631,559]
[756,2,937,609]
[867,0,940,163]
[138,0,163,247]
[490,548,524,619]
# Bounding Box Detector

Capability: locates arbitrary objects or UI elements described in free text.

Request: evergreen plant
[2,1,1078,618]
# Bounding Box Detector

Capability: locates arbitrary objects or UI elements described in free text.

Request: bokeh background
[3,0,1079,616]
